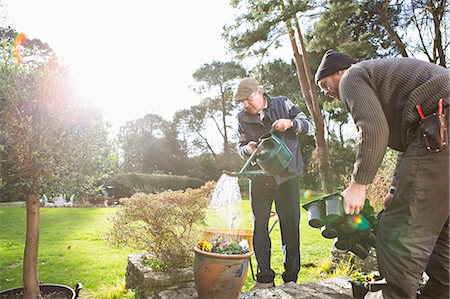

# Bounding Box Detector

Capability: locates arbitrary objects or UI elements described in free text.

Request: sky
[4,0,245,134]
[3,1,356,143]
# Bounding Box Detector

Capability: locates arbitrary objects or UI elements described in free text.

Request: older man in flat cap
[315,50,449,298]
[234,78,314,290]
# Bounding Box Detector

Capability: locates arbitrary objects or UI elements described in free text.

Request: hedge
[107,173,206,198]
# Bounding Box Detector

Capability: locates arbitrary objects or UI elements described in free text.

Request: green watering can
[224,129,292,177]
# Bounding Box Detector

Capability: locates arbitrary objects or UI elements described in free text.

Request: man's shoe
[250,281,275,291]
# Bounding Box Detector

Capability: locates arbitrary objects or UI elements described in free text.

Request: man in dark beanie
[234,78,314,290]
[315,50,449,298]
[315,50,357,84]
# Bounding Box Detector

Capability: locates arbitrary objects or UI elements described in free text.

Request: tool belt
[416,99,448,153]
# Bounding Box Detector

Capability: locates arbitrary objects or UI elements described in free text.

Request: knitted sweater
[339,57,449,184]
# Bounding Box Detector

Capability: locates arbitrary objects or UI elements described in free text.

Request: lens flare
[13,33,27,64]
[350,215,370,231]
[303,190,312,200]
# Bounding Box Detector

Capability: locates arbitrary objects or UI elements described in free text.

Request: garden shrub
[106,181,215,271]
[366,149,397,211]
[108,172,206,198]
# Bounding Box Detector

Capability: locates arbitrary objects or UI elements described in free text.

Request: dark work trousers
[377,134,449,298]
[249,176,300,283]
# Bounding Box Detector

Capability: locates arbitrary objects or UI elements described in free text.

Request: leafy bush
[366,149,397,211]
[108,173,205,198]
[106,181,215,271]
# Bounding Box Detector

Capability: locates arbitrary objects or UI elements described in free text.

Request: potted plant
[349,271,430,298]
[0,37,113,297]
[194,238,253,299]
[349,271,377,298]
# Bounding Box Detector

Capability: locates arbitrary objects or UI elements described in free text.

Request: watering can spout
[222,169,267,177]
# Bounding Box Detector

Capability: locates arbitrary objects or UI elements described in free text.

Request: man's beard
[330,86,340,100]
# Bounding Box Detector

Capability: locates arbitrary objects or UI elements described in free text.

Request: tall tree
[174,103,218,159]
[306,1,380,58]
[0,26,55,68]
[192,61,246,156]
[322,100,350,146]
[118,113,186,174]
[402,0,449,66]
[308,0,449,66]
[223,0,333,192]
[0,58,117,298]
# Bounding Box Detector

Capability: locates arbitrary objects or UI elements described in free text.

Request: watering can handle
[268,124,289,138]
[237,141,264,173]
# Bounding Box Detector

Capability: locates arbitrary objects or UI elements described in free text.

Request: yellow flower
[350,272,361,280]
[365,274,375,282]
[197,240,213,252]
[204,242,213,252]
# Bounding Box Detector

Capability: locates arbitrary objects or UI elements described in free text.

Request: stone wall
[126,254,196,299]
[331,246,378,273]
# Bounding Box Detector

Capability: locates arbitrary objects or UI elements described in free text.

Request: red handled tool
[416,104,425,119]
[438,99,444,115]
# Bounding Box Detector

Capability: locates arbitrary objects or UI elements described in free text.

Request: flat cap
[234,78,259,102]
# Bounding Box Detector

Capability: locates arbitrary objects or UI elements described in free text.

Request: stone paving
[154,277,353,299]
[127,254,355,299]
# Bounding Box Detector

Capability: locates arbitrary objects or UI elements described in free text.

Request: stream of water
[209,174,243,229]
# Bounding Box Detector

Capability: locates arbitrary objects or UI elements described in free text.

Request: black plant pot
[350,281,368,298]
[334,233,355,250]
[349,242,369,260]
[324,194,344,223]
[302,199,326,228]
[0,283,82,299]
[321,225,338,239]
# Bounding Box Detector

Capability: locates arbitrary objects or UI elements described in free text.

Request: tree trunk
[428,0,446,66]
[283,12,333,193]
[197,130,217,159]
[380,0,409,57]
[292,13,333,193]
[23,193,40,299]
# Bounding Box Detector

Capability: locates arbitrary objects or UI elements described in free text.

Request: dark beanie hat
[315,50,357,83]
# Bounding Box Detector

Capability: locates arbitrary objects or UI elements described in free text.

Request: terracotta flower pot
[193,246,253,299]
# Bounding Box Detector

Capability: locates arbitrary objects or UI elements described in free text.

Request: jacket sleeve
[284,98,315,136]
[237,119,251,159]
[340,67,389,184]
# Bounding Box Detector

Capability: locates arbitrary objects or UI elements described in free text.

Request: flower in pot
[349,271,381,298]
[194,238,253,299]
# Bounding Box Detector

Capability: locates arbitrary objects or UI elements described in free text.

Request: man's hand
[246,141,258,154]
[272,119,293,132]
[384,192,394,208]
[342,181,367,214]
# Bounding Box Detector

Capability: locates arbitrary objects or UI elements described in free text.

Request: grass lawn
[0,195,335,297]
[0,207,134,298]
